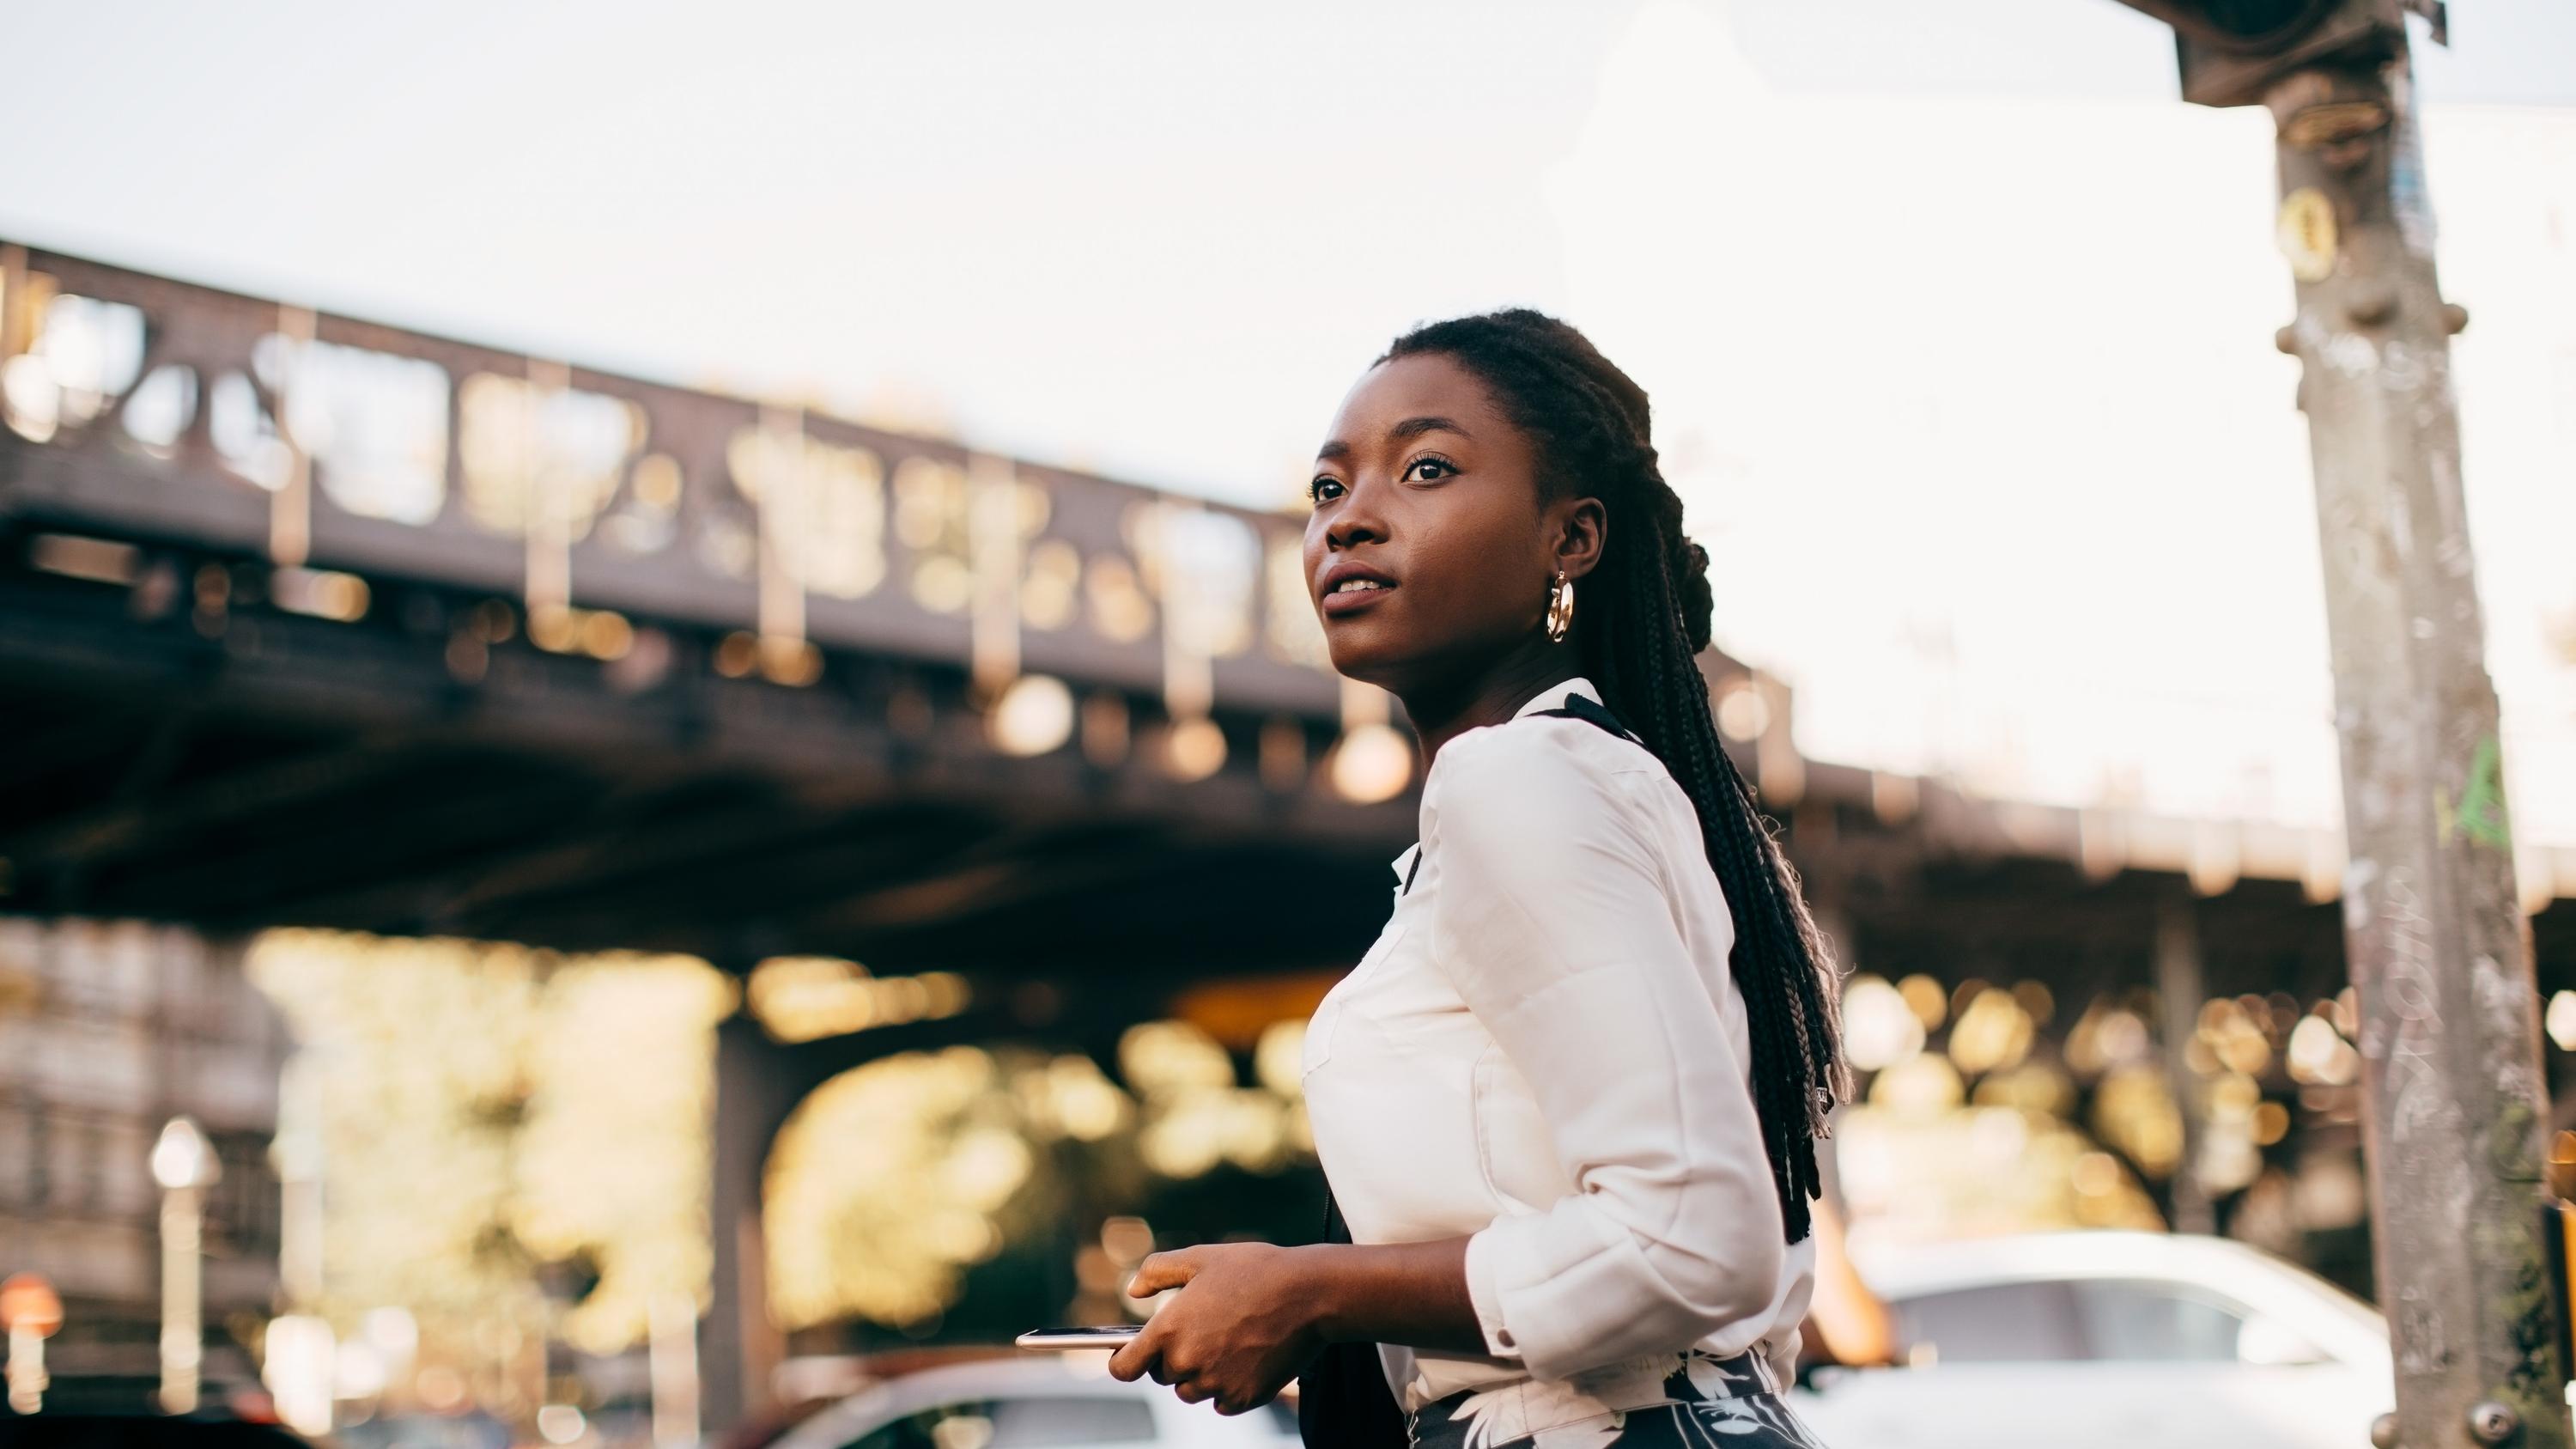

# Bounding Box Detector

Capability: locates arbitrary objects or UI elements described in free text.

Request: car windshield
[1894,1278,2265,1364]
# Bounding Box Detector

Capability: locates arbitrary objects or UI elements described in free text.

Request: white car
[1793,1231,2394,1449]
[769,1353,1303,1449]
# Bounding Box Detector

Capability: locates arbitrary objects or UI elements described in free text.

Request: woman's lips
[1320,580,1396,618]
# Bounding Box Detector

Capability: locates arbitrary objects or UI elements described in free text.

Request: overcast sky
[5,1,2572,844]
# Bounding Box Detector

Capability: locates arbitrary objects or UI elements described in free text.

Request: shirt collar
[1389,843,1421,888]
[1511,675,1603,721]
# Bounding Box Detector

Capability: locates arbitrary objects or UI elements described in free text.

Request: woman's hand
[1105,1242,1327,1415]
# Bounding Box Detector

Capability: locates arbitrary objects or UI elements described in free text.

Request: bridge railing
[0,241,1343,721]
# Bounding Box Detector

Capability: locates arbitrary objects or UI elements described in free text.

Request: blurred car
[1791,1231,2391,1449]
[0,1414,325,1448]
[768,1353,1302,1449]
[334,1408,513,1449]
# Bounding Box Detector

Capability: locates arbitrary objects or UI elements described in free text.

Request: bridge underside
[0,533,1411,981]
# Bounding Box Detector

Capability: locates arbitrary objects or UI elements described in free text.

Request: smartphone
[1016,1325,1145,1350]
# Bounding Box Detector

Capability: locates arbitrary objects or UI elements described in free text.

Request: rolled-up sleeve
[1429,725,1784,1383]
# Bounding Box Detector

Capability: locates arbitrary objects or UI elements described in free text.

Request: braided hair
[1382,308,1850,1243]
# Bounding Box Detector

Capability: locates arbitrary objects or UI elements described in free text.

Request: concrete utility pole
[2269,44,2564,1447]
[2110,3,2564,1443]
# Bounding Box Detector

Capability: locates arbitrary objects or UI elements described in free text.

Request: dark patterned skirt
[1405,1349,1826,1448]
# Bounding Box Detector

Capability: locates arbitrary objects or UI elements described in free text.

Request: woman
[1107,310,1846,1448]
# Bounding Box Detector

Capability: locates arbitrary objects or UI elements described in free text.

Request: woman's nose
[1324,482,1388,551]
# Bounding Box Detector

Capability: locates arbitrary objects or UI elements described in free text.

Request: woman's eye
[1401,457,1455,483]
[1309,476,1346,503]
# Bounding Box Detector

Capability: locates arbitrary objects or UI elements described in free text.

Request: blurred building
[0,916,287,1390]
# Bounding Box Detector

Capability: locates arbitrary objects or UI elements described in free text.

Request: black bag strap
[1536,691,1642,746]
[1399,693,1636,899]
[1298,1188,1412,1447]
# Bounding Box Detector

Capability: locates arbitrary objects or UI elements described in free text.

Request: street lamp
[150,1116,222,1416]
[2,1272,64,1414]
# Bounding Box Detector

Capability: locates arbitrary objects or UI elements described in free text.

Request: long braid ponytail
[1382,309,1850,1243]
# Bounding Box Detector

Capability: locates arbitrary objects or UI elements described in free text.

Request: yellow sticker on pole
[2277,188,2339,283]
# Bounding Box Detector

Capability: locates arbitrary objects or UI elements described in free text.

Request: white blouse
[1300,678,1814,1418]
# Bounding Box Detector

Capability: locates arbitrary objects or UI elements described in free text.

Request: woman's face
[1303,352,1589,692]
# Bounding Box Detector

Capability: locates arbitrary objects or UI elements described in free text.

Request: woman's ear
[1554,496,1607,581]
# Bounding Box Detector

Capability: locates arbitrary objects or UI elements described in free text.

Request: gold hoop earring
[1545,570,1575,643]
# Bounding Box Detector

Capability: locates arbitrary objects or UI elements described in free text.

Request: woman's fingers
[1109,1248,1280,1412]
[1125,1248,1201,1298]
[1105,1318,1167,1383]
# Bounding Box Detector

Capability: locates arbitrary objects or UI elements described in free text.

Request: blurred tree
[248,931,734,1386]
